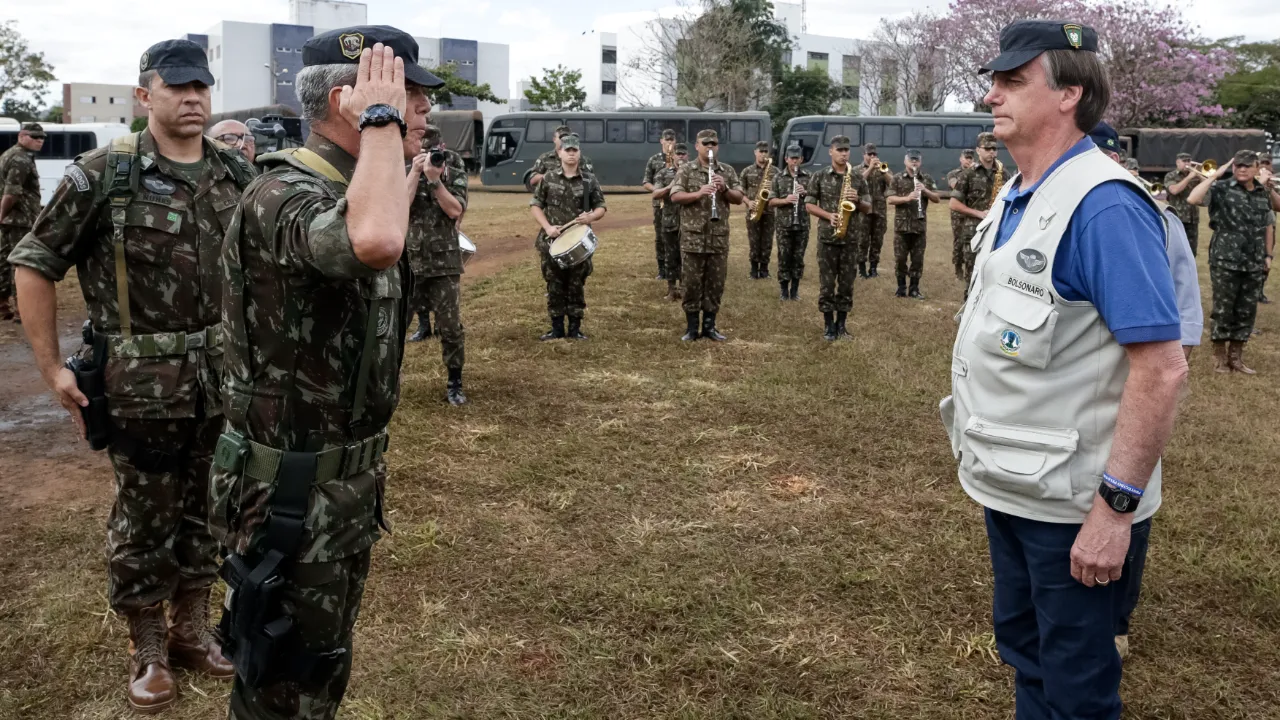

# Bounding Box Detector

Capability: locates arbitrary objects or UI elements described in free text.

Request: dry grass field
[0,190,1278,719]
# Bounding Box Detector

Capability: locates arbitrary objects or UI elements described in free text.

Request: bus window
[904,124,942,149]
[526,120,561,143]
[0,132,16,152]
[485,130,520,166]
[688,119,727,142]
[863,123,901,148]
[791,133,820,164]
[945,125,982,149]
[822,123,861,146]
[580,120,604,143]
[606,119,645,143]
[730,120,761,145]
[647,119,686,143]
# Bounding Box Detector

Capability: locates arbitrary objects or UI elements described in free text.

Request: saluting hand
[339,44,407,131]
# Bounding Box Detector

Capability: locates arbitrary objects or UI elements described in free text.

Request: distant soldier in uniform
[530,134,607,341]
[0,121,44,322]
[947,149,975,279]
[1163,154,1203,257]
[950,133,1002,286]
[651,142,689,300]
[858,142,892,278]
[10,40,253,713]
[769,144,811,301]
[1188,149,1275,373]
[1256,151,1278,304]
[528,125,594,188]
[642,128,678,279]
[887,149,941,299]
[406,124,468,405]
[740,140,776,279]
[1123,157,1140,176]
[670,128,743,342]
[805,135,870,340]
[210,119,259,164]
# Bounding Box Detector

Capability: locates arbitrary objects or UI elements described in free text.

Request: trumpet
[878,161,889,172]
[1189,160,1218,178]
[1136,177,1165,196]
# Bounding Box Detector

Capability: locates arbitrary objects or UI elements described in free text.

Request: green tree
[42,104,62,123]
[1,96,40,122]
[765,65,843,137]
[429,62,505,107]
[524,65,587,111]
[0,20,56,106]
[1210,38,1280,135]
[130,117,148,132]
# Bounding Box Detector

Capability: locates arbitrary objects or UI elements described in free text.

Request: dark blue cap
[140,39,214,86]
[304,26,444,88]
[980,19,1098,74]
[1088,121,1120,154]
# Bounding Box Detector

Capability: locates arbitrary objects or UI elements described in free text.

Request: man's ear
[134,85,152,111]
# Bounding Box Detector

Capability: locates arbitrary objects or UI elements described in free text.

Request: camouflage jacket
[952,163,1000,229]
[672,159,741,253]
[946,167,966,220]
[805,165,869,245]
[0,144,41,227]
[642,151,670,208]
[740,161,776,219]
[771,167,812,231]
[8,129,252,419]
[890,171,937,234]
[653,165,681,230]
[407,158,469,278]
[530,167,606,253]
[1206,178,1275,272]
[1163,169,1202,225]
[532,149,595,179]
[860,162,892,215]
[214,132,412,562]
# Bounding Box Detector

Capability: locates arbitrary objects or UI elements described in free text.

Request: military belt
[240,432,389,484]
[106,323,223,358]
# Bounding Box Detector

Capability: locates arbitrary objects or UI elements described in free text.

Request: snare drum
[549,225,598,269]
[458,231,477,267]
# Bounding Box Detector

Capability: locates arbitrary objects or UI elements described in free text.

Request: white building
[61,83,145,125]
[577,31,619,111]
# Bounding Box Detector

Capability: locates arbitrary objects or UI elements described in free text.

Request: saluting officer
[651,142,689,300]
[642,128,678,280]
[769,143,812,301]
[740,140,776,279]
[858,142,892,278]
[0,121,44,322]
[887,149,941,299]
[805,135,870,340]
[10,40,253,713]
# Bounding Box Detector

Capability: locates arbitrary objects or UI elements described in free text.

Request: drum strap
[581,172,595,216]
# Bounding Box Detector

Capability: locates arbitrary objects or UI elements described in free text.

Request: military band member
[858,142,892,278]
[947,149,975,279]
[11,40,253,712]
[1257,151,1278,304]
[642,128,678,279]
[528,125,595,188]
[1188,149,1275,373]
[887,150,941,299]
[740,140,776,279]
[768,144,811,300]
[530,134,607,340]
[0,121,44,322]
[651,142,689,300]
[670,128,744,342]
[949,133,1002,286]
[805,135,870,340]
[406,124,468,405]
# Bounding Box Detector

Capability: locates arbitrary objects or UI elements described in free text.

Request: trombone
[1136,177,1165,196]
[1189,159,1217,178]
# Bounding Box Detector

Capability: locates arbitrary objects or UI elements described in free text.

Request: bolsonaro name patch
[1001,273,1048,301]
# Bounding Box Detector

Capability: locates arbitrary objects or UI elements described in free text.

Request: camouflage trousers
[817,241,857,313]
[955,221,979,284]
[540,251,592,319]
[411,274,465,370]
[1183,220,1199,257]
[776,225,809,283]
[858,212,887,266]
[107,414,221,612]
[652,207,665,275]
[951,213,968,274]
[682,250,728,314]
[0,225,27,298]
[747,214,775,270]
[1209,265,1266,342]
[661,226,682,284]
[228,549,372,720]
[894,232,927,282]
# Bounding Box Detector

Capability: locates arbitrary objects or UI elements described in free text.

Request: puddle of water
[0,393,68,433]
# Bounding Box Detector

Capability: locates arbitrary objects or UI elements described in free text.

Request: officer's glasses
[216,133,249,149]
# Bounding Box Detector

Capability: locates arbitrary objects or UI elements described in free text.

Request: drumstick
[557,219,581,234]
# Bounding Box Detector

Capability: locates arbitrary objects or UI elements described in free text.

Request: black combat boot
[858,262,868,279]
[869,263,879,278]
[759,262,770,279]
[822,311,836,341]
[446,367,467,405]
[702,313,727,342]
[540,316,565,341]
[409,313,431,342]
[908,280,925,300]
[789,279,800,301]
[749,261,759,279]
[681,311,701,342]
[896,275,908,297]
[567,316,588,340]
[836,311,852,339]
[779,280,790,300]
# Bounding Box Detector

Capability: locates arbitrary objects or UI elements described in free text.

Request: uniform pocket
[123,201,183,267]
[977,283,1058,369]
[961,416,1078,501]
[104,356,190,417]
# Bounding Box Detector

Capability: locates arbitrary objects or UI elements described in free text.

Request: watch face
[1110,491,1134,513]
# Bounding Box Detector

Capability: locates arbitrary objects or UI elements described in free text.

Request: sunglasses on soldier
[701,140,718,147]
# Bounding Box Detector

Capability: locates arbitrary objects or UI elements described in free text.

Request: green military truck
[1120,127,1271,179]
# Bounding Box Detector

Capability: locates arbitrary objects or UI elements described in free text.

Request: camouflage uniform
[1205,178,1274,341]
[806,165,869,314]
[673,156,741,315]
[772,167,811,286]
[857,163,891,270]
[891,170,937,286]
[653,163,683,290]
[952,162,999,283]
[0,143,41,303]
[1163,169,1203,256]
[531,167,606,320]
[947,166,967,275]
[740,156,776,277]
[408,154,469,371]
[8,129,252,614]
[210,133,411,719]
[643,149,671,277]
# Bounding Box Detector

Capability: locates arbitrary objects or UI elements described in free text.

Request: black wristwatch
[358,104,406,137]
[1098,481,1140,514]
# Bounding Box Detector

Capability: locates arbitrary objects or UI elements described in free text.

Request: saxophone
[834,165,856,238]
[989,159,1005,207]
[749,158,774,222]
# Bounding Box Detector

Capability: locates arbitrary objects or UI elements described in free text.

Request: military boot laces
[127,605,177,714]
[167,589,234,679]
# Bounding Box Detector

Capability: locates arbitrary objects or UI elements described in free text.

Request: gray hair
[295,64,359,122]
[1040,49,1110,133]
[138,69,158,89]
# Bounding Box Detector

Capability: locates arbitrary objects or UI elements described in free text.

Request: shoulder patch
[66,165,91,192]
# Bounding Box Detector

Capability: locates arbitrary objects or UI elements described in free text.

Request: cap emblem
[1063,24,1083,49]
[139,52,150,72]
[339,33,365,60]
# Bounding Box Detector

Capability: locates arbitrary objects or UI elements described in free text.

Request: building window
[601,48,617,64]
[842,55,861,85]
[601,80,616,95]
[110,97,129,105]
[119,117,127,123]
[807,51,829,72]
[79,96,95,104]
[460,60,474,66]
[842,85,858,100]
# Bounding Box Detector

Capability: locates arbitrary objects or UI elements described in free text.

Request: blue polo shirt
[994,137,1181,345]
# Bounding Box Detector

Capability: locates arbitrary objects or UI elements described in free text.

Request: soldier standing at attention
[858,142,891,278]
[530,134,607,341]
[887,149,941,299]
[9,40,253,713]
[651,142,689,300]
[528,125,594,188]
[947,149,975,279]
[740,140,776,279]
[805,135,870,341]
[671,128,743,342]
[406,124,468,405]
[1188,149,1275,373]
[642,128,677,280]
[769,144,811,301]
[1256,151,1278,304]
[950,133,1002,286]
[0,122,44,322]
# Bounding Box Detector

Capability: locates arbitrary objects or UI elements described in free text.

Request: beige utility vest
[941,146,1165,524]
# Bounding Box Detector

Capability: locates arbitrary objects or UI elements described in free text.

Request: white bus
[0,118,132,204]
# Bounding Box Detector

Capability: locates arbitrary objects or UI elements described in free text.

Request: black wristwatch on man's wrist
[1098,473,1142,514]
[358,104,407,137]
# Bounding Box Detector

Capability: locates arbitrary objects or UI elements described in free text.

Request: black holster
[65,321,111,451]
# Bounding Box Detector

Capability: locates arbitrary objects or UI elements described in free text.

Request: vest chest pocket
[961,416,1078,501]
[122,201,185,267]
[977,283,1058,369]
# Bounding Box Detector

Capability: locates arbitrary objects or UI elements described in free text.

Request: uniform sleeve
[724,166,742,193]
[530,173,550,209]
[672,166,695,195]
[259,180,378,281]
[953,170,972,201]
[642,156,657,185]
[1162,208,1203,346]
[853,174,870,201]
[2,155,32,197]
[446,169,469,212]
[1162,171,1179,193]
[6,165,100,281]
[589,180,607,211]
[804,172,820,206]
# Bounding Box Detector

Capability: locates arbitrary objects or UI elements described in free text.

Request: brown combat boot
[665,280,682,301]
[1228,341,1256,375]
[1212,341,1230,373]
[126,604,177,714]
[167,588,235,679]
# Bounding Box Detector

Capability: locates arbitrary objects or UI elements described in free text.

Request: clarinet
[792,167,804,225]
[709,149,720,222]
